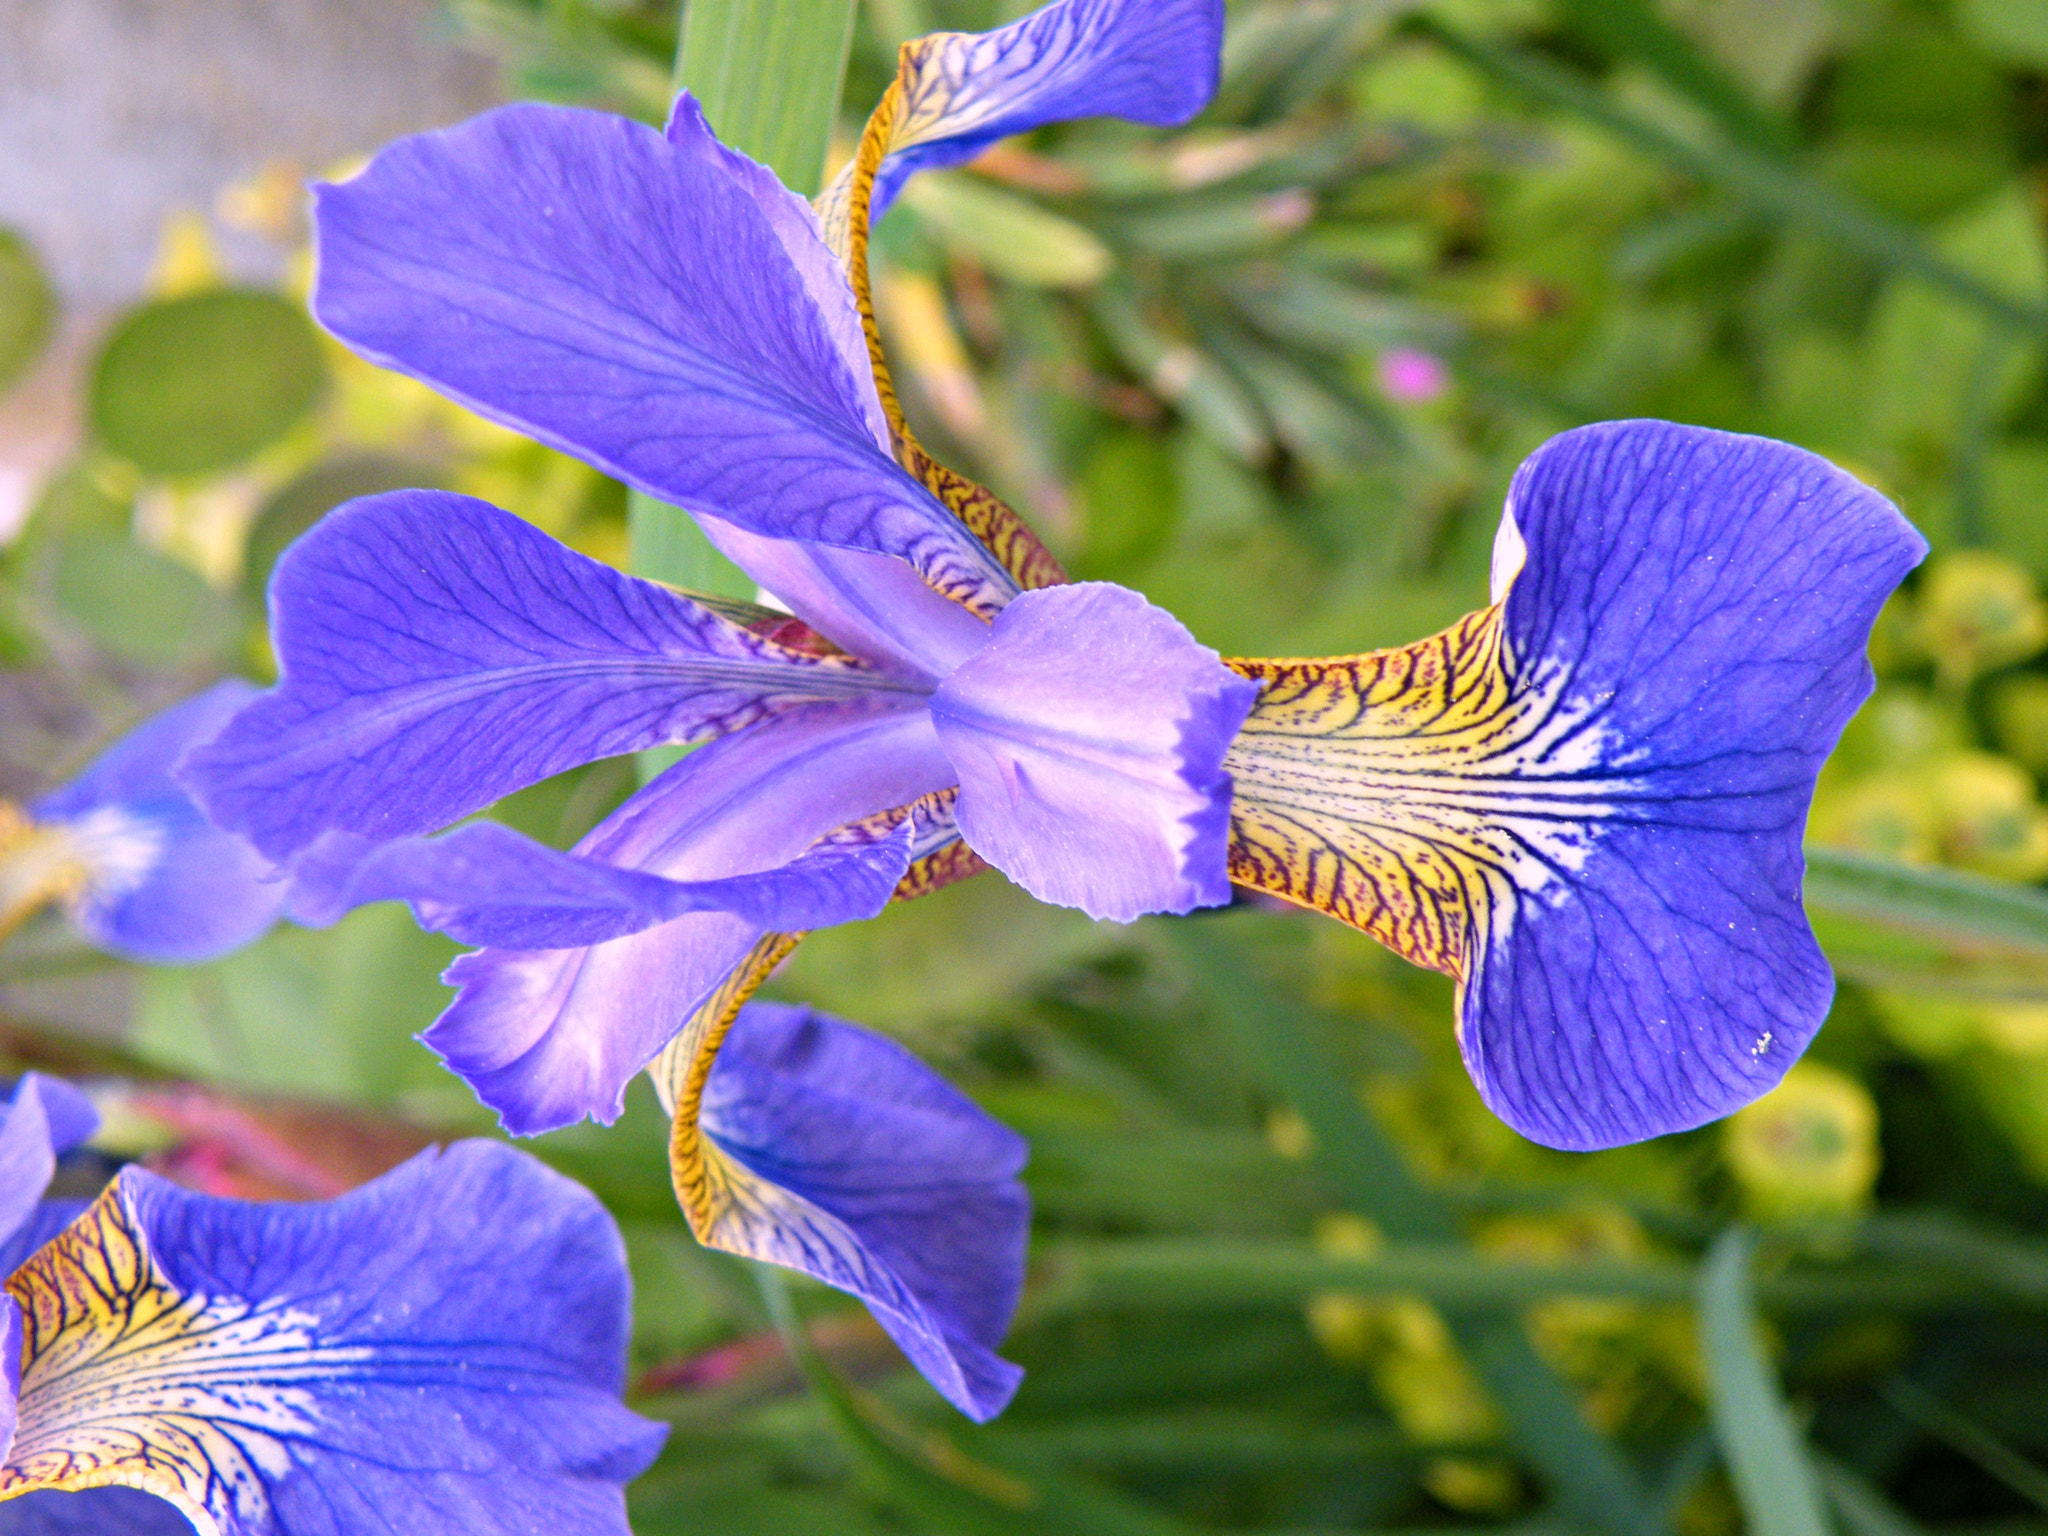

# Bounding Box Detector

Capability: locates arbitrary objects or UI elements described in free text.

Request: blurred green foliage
[14,0,2048,1532]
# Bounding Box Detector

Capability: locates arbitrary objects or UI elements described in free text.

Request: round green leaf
[0,228,56,395]
[91,289,328,476]
[54,532,241,668]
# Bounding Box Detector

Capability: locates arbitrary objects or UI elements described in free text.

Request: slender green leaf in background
[1170,920,1668,1536]
[1412,17,2048,342]
[1804,847,2048,957]
[677,0,857,198]
[1550,0,1794,156]
[763,1271,1197,1536]
[903,174,1113,289]
[90,289,328,475]
[1698,1229,1834,1536]
[1038,1234,2039,1316]
[1815,1455,1933,1536]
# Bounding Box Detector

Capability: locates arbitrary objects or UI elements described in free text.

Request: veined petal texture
[0,1142,665,1536]
[930,583,1258,922]
[673,1002,1029,1421]
[184,492,918,863]
[425,705,957,1134]
[290,815,915,950]
[1226,421,1926,1149]
[819,0,1224,248]
[0,1076,96,1256]
[23,683,284,964]
[312,102,1018,620]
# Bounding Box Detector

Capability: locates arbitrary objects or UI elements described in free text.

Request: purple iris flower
[0,1073,665,1534]
[1,683,285,962]
[184,0,1921,1230]
[183,0,1241,1138]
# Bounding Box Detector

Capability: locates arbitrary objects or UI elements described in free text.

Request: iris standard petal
[664,94,886,453]
[1225,421,1927,1149]
[18,684,283,963]
[929,582,1258,922]
[290,812,915,949]
[183,491,916,864]
[0,1076,96,1253]
[684,1001,1029,1421]
[312,101,1019,621]
[423,705,956,1134]
[818,0,1224,249]
[0,1141,665,1536]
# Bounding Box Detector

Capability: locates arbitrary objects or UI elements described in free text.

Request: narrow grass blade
[1552,0,1794,155]
[1168,919,1667,1536]
[1414,18,2048,341]
[759,1269,1202,1536]
[1805,848,2048,957]
[1698,1229,1834,1536]
[677,0,857,198]
[1815,1455,1931,1536]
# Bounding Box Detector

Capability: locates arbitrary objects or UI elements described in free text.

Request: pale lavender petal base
[423,706,956,1133]
[930,582,1256,922]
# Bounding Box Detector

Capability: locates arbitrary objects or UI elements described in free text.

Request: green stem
[629,0,859,775]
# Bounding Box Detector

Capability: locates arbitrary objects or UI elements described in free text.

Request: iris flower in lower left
[0,1073,666,1535]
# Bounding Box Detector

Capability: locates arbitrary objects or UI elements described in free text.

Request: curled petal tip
[933,582,1257,923]
[674,1001,1030,1421]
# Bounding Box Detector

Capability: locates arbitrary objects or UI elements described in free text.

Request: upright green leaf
[1804,847,2048,957]
[677,0,858,199]
[1698,1229,1834,1536]
[629,0,858,746]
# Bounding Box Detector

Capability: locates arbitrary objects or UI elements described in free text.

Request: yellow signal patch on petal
[0,1184,364,1536]
[1223,604,1638,981]
[818,78,1067,596]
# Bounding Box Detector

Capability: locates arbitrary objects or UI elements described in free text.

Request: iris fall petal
[664,1002,1029,1421]
[0,1142,665,1536]
[1224,421,1927,1148]
[423,706,956,1134]
[20,684,284,963]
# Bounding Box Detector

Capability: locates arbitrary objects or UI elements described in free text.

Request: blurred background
[8,0,2048,1532]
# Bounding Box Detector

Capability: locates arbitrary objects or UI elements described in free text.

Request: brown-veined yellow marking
[0,1184,370,1536]
[1223,603,1640,984]
[654,789,988,1240]
[818,65,1067,596]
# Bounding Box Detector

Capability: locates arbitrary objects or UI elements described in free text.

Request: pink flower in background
[1378,346,1450,402]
